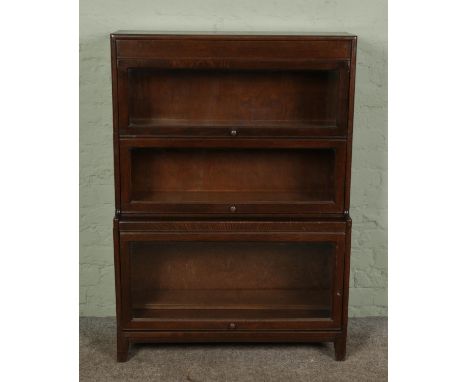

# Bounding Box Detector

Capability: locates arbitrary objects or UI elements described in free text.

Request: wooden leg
[334,336,347,361]
[117,332,129,362]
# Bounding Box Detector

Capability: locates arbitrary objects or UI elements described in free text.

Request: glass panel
[127,69,340,130]
[131,148,335,204]
[129,241,335,321]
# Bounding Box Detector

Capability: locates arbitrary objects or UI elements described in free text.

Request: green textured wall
[80,0,387,316]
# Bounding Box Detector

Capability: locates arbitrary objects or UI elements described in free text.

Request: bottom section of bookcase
[113,217,352,362]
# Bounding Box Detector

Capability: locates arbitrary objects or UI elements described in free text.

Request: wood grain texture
[114,37,352,60]
[111,32,356,362]
[119,138,347,215]
[118,219,347,232]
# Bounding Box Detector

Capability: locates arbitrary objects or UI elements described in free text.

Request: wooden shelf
[132,308,330,320]
[128,118,337,130]
[133,190,333,203]
[132,289,331,320]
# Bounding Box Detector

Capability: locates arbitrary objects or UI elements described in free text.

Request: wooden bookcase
[111,32,357,362]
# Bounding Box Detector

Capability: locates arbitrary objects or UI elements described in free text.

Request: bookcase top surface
[111,31,356,38]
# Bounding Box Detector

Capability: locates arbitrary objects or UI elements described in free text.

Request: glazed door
[119,138,347,216]
[117,59,350,138]
[119,230,345,331]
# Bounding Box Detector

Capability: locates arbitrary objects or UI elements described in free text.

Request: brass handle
[230,129,238,136]
[230,205,237,213]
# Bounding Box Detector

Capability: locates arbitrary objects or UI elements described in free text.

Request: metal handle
[229,322,236,329]
[230,129,238,136]
[230,205,237,212]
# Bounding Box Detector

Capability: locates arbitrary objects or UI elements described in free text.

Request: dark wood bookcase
[111,31,357,362]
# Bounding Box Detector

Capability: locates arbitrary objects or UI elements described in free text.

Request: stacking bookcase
[111,31,357,361]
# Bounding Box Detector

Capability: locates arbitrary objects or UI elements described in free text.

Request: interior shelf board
[132,308,331,320]
[128,118,338,130]
[131,289,331,310]
[132,190,334,203]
